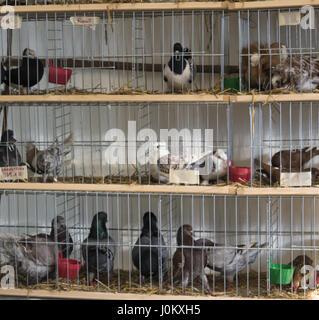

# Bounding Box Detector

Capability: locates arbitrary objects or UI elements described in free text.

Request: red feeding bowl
[48,59,72,85]
[58,252,82,279]
[230,166,251,183]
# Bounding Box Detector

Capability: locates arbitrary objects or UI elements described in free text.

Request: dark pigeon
[2,48,44,94]
[0,130,23,167]
[132,212,168,283]
[173,225,212,295]
[81,211,116,285]
[49,216,73,259]
[196,238,267,290]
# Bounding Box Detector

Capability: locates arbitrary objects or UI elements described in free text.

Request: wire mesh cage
[0,9,226,94]
[0,190,317,298]
[248,101,319,187]
[0,101,231,184]
[238,7,319,92]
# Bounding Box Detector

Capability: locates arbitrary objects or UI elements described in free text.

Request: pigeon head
[176,224,193,245]
[1,130,16,151]
[51,215,66,232]
[142,211,158,234]
[151,141,170,162]
[89,211,108,239]
[1,130,16,144]
[173,42,183,53]
[23,48,36,58]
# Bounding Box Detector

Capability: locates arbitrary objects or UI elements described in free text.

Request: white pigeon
[163,42,196,92]
[149,142,187,183]
[199,149,228,185]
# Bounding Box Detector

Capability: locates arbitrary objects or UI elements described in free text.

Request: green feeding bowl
[224,77,240,93]
[270,262,295,285]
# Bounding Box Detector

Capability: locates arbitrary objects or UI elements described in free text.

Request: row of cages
[0,101,318,187]
[0,190,318,298]
[0,8,318,94]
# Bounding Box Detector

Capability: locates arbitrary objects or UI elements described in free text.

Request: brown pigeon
[172,224,213,295]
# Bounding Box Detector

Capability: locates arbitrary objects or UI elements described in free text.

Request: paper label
[279,11,301,26]
[0,166,28,181]
[169,169,199,185]
[280,172,311,187]
[70,17,101,30]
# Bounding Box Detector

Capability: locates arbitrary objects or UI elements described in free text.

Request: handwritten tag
[0,166,28,181]
[280,172,311,187]
[70,17,101,30]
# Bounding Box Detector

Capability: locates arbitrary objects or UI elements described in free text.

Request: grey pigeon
[173,225,213,295]
[49,216,73,259]
[132,212,167,283]
[26,133,72,182]
[196,238,267,290]
[0,130,23,167]
[0,233,58,284]
[81,212,116,285]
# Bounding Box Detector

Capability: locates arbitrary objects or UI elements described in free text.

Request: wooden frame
[0,288,273,300]
[1,1,318,13]
[1,183,319,196]
[1,93,319,104]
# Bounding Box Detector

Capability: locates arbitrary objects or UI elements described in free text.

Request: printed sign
[0,166,28,181]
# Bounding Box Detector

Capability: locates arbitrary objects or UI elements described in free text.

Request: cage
[0,101,231,185]
[0,9,227,95]
[0,189,317,299]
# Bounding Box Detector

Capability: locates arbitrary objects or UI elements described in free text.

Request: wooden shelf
[2,1,318,14]
[1,93,319,104]
[0,182,237,195]
[0,288,265,300]
[1,182,319,196]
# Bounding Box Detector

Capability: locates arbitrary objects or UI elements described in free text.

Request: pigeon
[0,130,23,167]
[271,147,319,171]
[199,149,228,185]
[0,233,58,284]
[196,238,267,290]
[81,211,116,285]
[26,133,72,182]
[289,255,314,292]
[241,42,287,90]
[49,216,73,259]
[132,212,167,283]
[1,48,44,94]
[254,159,319,185]
[172,225,213,295]
[164,42,196,92]
[149,141,216,184]
[271,55,319,91]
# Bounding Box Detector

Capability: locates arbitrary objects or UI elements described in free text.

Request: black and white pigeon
[49,216,73,259]
[164,42,196,92]
[26,133,72,182]
[0,233,58,284]
[132,212,168,283]
[196,238,267,290]
[0,130,23,167]
[81,212,116,285]
[1,48,44,94]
